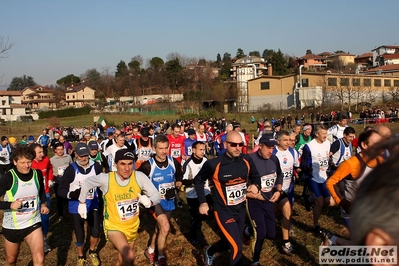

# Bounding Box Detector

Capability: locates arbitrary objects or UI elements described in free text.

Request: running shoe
[322,230,335,246]
[282,242,294,255]
[204,245,215,266]
[145,248,156,264]
[313,225,323,236]
[89,252,100,266]
[44,239,51,253]
[77,257,86,266]
[155,257,166,266]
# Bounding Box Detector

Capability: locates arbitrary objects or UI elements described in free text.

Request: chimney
[268,63,273,76]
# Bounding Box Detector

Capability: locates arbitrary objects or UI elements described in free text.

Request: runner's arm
[135,171,161,206]
[326,161,351,205]
[194,160,213,204]
[0,172,14,209]
[78,173,108,203]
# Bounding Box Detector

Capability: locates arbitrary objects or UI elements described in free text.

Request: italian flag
[98,116,107,128]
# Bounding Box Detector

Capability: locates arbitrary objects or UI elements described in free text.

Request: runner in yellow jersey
[78,149,160,265]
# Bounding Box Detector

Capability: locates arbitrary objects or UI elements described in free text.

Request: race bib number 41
[17,196,37,215]
[226,183,247,206]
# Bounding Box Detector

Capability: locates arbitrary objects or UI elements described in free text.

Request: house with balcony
[0,90,27,121]
[21,86,57,110]
[295,52,330,70]
[65,85,96,107]
[230,56,268,111]
[355,52,373,69]
[371,45,399,66]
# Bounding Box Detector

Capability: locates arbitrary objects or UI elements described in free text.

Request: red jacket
[32,156,54,194]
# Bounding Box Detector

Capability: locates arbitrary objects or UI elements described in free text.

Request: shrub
[38,106,91,119]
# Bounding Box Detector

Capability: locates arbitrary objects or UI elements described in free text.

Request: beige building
[65,85,96,107]
[326,53,355,66]
[21,86,57,110]
[248,72,399,111]
[0,90,26,121]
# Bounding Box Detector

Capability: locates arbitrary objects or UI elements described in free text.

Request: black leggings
[71,210,101,247]
[208,210,246,266]
[53,182,65,217]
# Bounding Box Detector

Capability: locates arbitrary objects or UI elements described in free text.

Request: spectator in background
[0,136,12,176]
[37,129,50,157]
[19,135,29,145]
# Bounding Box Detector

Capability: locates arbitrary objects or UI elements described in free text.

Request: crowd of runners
[0,113,398,266]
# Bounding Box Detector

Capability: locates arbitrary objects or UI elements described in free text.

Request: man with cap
[183,129,197,160]
[88,140,109,173]
[27,135,35,146]
[295,123,313,156]
[273,122,281,138]
[57,142,103,266]
[78,149,160,265]
[243,133,283,265]
[0,136,13,176]
[134,127,154,169]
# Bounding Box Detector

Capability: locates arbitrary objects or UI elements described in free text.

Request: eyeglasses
[226,141,244,147]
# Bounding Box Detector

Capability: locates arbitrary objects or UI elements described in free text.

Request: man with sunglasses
[195,131,262,266]
[58,142,103,266]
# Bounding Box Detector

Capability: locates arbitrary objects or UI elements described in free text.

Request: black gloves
[69,188,81,199]
[164,188,176,200]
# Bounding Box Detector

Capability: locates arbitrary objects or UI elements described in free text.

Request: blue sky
[1,0,398,88]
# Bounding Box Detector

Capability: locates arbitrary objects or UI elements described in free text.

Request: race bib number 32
[226,183,247,206]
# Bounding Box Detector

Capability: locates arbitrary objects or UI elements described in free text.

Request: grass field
[0,113,398,265]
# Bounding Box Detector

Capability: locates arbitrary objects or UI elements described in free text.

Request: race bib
[171,148,181,158]
[87,188,95,199]
[282,167,293,183]
[319,158,329,171]
[187,146,192,156]
[261,173,277,192]
[116,198,139,221]
[159,182,175,199]
[138,148,152,160]
[226,183,247,206]
[18,196,37,215]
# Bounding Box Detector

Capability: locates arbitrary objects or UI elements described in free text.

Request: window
[328,78,337,86]
[82,95,84,99]
[374,79,381,87]
[73,95,75,99]
[67,96,69,99]
[340,78,349,86]
[384,79,391,87]
[394,80,399,87]
[352,78,360,86]
[302,79,309,87]
[1,100,5,105]
[260,82,270,90]
[364,79,371,86]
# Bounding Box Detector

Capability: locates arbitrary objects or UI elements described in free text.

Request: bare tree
[0,37,14,61]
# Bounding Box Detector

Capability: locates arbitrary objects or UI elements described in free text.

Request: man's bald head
[374,124,391,139]
[226,131,242,143]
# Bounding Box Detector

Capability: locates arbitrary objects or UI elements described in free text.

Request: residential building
[65,85,96,107]
[247,72,399,111]
[326,52,355,66]
[230,56,268,111]
[354,52,373,69]
[0,90,27,121]
[295,52,330,70]
[371,45,399,66]
[21,86,57,110]
[360,64,399,76]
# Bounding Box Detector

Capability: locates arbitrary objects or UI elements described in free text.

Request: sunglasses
[226,141,244,147]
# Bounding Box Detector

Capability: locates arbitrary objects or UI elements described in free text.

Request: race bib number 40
[116,199,138,221]
[226,183,247,206]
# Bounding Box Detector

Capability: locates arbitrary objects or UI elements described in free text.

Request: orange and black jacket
[194,153,261,214]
